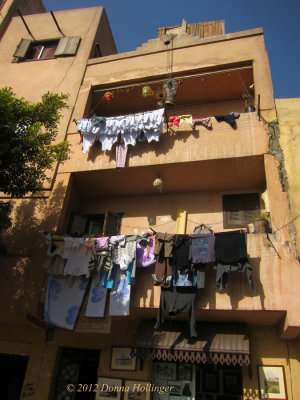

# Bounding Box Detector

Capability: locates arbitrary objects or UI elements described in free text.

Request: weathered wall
[275,98,300,257]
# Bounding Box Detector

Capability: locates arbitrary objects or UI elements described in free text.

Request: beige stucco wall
[0,6,116,189]
[275,98,300,257]
[0,0,46,38]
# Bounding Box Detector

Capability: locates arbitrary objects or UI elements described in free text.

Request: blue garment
[126,263,136,285]
[102,264,117,289]
[44,276,88,330]
[189,234,215,264]
[86,272,107,317]
[109,268,131,316]
[173,268,197,287]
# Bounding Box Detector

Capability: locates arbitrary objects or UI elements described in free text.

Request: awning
[132,320,250,366]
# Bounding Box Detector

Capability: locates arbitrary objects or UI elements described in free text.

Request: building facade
[0,2,300,400]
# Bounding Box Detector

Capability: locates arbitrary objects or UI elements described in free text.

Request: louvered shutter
[103,210,122,236]
[13,38,31,58]
[54,36,81,56]
[223,194,259,228]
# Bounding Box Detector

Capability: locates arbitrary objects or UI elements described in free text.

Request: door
[52,347,100,400]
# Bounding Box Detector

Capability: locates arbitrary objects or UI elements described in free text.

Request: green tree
[0,87,70,197]
[0,88,70,253]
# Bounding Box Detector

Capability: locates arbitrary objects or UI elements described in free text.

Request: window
[24,40,58,60]
[223,193,260,228]
[13,36,81,62]
[68,210,122,236]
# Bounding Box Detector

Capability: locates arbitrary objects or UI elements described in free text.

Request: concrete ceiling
[73,155,266,199]
[90,67,253,117]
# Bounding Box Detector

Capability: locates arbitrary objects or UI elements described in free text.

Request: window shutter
[223,193,259,228]
[103,210,121,236]
[54,36,81,56]
[13,39,31,58]
[68,214,87,235]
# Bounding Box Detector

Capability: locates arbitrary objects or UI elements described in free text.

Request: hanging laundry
[46,234,66,257]
[43,254,66,276]
[179,115,193,126]
[191,117,212,130]
[95,236,110,250]
[136,234,156,268]
[88,244,112,277]
[116,140,128,168]
[102,264,117,289]
[214,230,254,291]
[85,272,107,317]
[77,108,165,153]
[110,235,126,246]
[44,276,88,330]
[173,268,197,287]
[189,234,215,264]
[214,112,240,128]
[112,235,136,270]
[214,230,247,264]
[216,261,254,292]
[152,233,174,288]
[169,116,180,127]
[63,237,93,278]
[172,234,191,269]
[154,286,198,338]
[109,268,131,316]
[193,224,213,234]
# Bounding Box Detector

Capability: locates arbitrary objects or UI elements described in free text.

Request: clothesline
[76,108,242,168]
[43,229,254,336]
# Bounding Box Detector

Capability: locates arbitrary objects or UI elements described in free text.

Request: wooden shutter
[13,38,31,58]
[54,36,81,56]
[223,193,259,228]
[103,210,122,236]
[68,214,87,235]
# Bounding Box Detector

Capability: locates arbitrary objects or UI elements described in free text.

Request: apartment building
[0,2,300,399]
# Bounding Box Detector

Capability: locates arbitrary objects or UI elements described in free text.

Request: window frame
[67,210,123,237]
[23,39,59,61]
[13,36,81,62]
[223,193,260,229]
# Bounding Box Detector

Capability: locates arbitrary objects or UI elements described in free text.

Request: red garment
[169,116,180,127]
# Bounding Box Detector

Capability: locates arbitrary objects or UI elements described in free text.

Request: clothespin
[149,227,156,234]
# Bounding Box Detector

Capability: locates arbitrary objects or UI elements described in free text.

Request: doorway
[0,353,28,400]
[52,347,100,400]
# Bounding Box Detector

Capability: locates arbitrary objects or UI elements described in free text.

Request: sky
[43,0,300,99]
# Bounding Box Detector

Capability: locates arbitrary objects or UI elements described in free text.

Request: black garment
[194,263,206,289]
[172,234,191,269]
[152,257,173,288]
[216,261,254,292]
[154,286,197,338]
[214,231,247,264]
[214,112,240,128]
